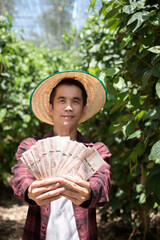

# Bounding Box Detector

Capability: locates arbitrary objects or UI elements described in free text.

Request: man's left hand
[59,176,91,205]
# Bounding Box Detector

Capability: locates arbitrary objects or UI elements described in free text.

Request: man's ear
[48,103,53,116]
[82,105,87,116]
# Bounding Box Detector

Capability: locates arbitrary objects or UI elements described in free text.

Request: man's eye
[73,100,79,104]
[59,99,65,102]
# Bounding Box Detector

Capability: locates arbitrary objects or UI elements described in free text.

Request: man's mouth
[62,115,74,119]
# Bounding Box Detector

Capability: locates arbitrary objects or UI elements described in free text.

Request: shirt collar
[42,130,95,147]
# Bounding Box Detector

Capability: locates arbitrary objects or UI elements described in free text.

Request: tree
[39,0,74,47]
[1,0,160,237]
[0,0,20,15]
[0,13,78,182]
[76,0,160,238]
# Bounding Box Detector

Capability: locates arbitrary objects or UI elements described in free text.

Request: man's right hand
[28,178,65,206]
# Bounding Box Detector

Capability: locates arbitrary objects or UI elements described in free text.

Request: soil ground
[0,185,160,240]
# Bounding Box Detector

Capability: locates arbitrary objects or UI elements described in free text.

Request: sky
[72,0,102,29]
[12,0,102,42]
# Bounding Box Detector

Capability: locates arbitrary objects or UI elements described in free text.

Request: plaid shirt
[11,131,111,240]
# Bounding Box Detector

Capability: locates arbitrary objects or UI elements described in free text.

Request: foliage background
[0,0,160,239]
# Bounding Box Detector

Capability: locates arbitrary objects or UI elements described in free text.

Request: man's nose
[65,103,73,111]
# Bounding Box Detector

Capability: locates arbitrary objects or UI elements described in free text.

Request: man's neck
[53,127,77,140]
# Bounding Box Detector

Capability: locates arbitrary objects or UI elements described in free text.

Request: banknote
[20,136,105,180]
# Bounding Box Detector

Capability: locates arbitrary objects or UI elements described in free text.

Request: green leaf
[151,54,160,65]
[151,64,160,78]
[143,107,160,120]
[135,110,146,120]
[109,102,124,115]
[88,67,99,76]
[131,94,139,109]
[0,108,7,123]
[139,193,146,204]
[109,122,120,134]
[127,130,141,140]
[156,79,160,98]
[105,19,118,29]
[102,0,114,5]
[123,3,137,14]
[113,77,126,90]
[104,7,120,20]
[146,167,160,201]
[136,184,143,193]
[153,202,158,209]
[109,19,120,31]
[136,142,146,157]
[120,35,132,50]
[122,120,135,138]
[107,84,118,96]
[89,44,100,53]
[99,5,107,16]
[105,68,119,76]
[127,11,149,25]
[149,141,160,161]
[149,13,160,26]
[7,13,13,28]
[137,0,147,9]
[130,151,137,163]
[141,71,151,89]
[127,11,150,32]
[23,114,31,123]
[155,159,160,164]
[148,46,160,54]
[88,0,96,10]
[63,33,71,44]
[0,72,10,77]
[142,31,154,48]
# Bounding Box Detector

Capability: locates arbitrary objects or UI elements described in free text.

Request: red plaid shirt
[11,131,111,240]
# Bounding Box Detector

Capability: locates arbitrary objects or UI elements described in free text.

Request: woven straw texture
[30,71,107,125]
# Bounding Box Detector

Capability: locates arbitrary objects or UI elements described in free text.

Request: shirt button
[41,225,45,231]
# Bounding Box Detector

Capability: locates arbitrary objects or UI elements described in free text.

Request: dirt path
[0,197,160,240]
[0,204,28,240]
[0,202,133,240]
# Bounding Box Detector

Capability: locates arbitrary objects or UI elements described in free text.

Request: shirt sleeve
[10,138,37,205]
[81,142,111,208]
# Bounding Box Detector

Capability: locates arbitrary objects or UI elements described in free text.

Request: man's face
[49,84,86,130]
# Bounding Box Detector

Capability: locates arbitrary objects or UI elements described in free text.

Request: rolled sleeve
[81,141,111,208]
[10,138,37,205]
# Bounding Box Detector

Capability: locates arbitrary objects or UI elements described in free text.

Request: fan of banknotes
[20,136,105,180]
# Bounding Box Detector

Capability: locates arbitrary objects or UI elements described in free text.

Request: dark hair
[49,78,87,106]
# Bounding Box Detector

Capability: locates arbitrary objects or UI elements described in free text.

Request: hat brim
[30,70,107,125]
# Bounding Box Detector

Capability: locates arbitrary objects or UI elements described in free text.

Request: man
[11,70,111,240]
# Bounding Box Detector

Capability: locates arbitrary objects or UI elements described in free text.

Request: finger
[61,175,90,188]
[63,186,90,200]
[62,194,78,205]
[61,183,91,205]
[28,180,65,203]
[33,187,65,206]
[31,178,62,188]
[37,194,62,206]
[59,177,91,193]
[37,187,65,201]
[31,182,62,196]
[62,191,86,205]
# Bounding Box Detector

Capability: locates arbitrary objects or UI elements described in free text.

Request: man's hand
[59,176,91,205]
[28,178,65,206]
[28,176,91,206]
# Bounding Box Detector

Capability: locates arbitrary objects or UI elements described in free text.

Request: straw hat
[30,70,107,125]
